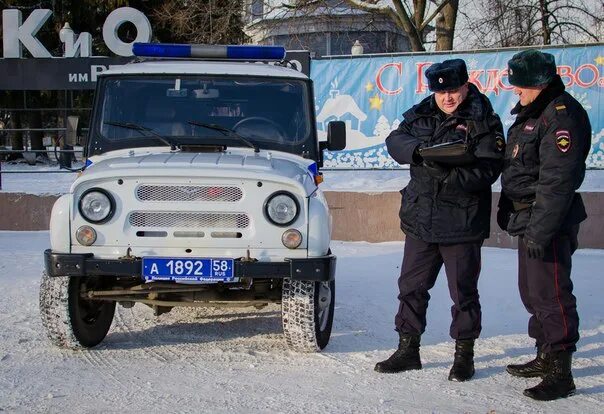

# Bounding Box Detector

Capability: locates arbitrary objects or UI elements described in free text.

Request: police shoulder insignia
[495,136,505,152]
[555,130,571,153]
[553,103,567,116]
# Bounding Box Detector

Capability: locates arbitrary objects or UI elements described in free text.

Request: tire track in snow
[112,305,221,380]
[59,320,176,411]
[113,308,168,363]
[74,346,177,410]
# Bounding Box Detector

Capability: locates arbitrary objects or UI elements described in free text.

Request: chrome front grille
[136,185,243,202]
[129,211,250,229]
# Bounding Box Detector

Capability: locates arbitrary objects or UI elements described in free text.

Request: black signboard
[0,51,310,91]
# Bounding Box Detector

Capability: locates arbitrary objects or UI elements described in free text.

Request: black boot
[448,339,475,381]
[523,351,576,401]
[506,348,550,378]
[374,333,421,373]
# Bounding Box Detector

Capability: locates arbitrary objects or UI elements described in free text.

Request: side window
[249,0,263,21]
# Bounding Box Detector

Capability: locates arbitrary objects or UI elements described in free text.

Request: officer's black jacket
[386,83,505,243]
[500,75,591,245]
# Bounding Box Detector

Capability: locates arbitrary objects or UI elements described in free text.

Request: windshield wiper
[104,121,179,151]
[187,120,259,153]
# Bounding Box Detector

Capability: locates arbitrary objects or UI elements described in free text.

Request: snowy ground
[0,232,602,413]
[1,162,604,194]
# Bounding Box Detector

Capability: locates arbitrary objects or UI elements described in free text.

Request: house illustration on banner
[316,89,386,150]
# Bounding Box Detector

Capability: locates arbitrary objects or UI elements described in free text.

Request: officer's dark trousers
[518,228,580,353]
[395,236,482,340]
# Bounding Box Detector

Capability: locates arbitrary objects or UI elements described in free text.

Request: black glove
[497,209,511,231]
[423,160,449,181]
[525,239,545,259]
[497,194,513,231]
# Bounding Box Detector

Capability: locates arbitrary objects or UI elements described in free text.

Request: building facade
[244,0,411,57]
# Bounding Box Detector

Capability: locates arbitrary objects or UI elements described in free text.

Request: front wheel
[39,272,116,349]
[281,279,335,352]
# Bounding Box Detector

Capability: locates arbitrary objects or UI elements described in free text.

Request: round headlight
[79,188,114,223]
[265,192,299,226]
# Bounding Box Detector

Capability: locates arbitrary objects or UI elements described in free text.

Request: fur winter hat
[507,50,557,87]
[425,59,469,92]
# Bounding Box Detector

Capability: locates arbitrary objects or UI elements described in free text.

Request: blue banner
[311,44,604,169]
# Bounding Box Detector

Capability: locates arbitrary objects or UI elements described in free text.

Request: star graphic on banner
[369,94,383,110]
[365,82,374,92]
[595,56,604,65]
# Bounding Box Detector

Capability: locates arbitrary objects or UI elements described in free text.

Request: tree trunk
[389,1,426,51]
[538,0,551,45]
[409,32,427,51]
[435,0,458,50]
[414,0,427,29]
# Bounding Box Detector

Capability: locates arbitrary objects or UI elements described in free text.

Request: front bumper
[44,249,336,282]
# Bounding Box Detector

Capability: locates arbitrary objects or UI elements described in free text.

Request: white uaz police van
[39,44,346,352]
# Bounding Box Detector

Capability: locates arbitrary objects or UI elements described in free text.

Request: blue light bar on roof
[132,43,286,60]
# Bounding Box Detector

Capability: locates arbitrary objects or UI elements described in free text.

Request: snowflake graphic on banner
[568,90,592,110]
[588,128,604,168]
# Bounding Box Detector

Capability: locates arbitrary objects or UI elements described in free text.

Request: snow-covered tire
[281,279,335,352]
[39,271,115,349]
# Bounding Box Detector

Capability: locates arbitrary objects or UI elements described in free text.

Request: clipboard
[418,140,476,166]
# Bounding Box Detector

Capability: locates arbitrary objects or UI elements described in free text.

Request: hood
[76,148,318,195]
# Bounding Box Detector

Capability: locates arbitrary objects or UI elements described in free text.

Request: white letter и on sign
[60,27,93,58]
[2,9,52,58]
[102,7,152,57]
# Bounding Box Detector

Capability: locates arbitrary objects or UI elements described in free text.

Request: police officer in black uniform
[374,59,504,381]
[497,50,591,401]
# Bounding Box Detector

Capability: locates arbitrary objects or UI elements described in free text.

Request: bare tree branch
[550,21,601,41]
[459,0,602,48]
[420,0,450,31]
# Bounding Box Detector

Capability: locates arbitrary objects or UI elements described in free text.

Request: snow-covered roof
[316,95,367,122]
[101,60,308,79]
[249,0,394,21]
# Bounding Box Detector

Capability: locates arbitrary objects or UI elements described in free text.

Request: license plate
[142,257,234,282]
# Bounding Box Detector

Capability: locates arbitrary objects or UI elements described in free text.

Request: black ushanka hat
[425,59,469,92]
[508,50,557,87]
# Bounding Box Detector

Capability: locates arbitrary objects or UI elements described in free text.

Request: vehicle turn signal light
[282,229,302,249]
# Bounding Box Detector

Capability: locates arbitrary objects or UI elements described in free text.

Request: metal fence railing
[0,148,84,190]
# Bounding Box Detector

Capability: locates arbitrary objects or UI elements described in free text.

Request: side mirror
[321,121,346,152]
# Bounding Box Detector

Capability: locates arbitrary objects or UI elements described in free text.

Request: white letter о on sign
[102,7,152,57]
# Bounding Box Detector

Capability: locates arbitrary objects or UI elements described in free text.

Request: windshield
[90,75,316,158]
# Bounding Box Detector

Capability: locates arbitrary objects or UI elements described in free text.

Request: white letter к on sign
[2,9,52,58]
